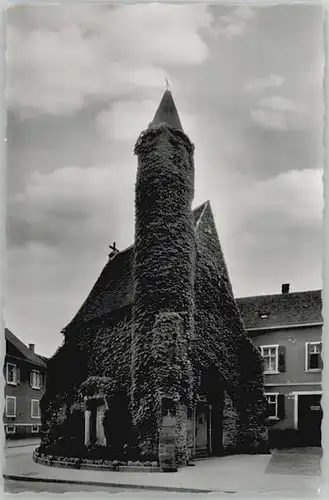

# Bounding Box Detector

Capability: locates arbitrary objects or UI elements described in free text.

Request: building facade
[41,90,268,470]
[4,328,47,438]
[237,285,322,447]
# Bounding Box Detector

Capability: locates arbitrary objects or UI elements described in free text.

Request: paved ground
[5,438,40,449]
[3,479,236,496]
[2,442,324,497]
[266,448,322,476]
[4,479,133,494]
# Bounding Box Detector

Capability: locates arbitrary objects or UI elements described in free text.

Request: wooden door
[195,402,209,457]
[298,395,322,447]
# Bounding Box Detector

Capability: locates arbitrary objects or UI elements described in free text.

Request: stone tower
[131,90,196,466]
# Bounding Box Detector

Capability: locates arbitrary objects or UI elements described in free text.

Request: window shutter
[30,372,33,387]
[278,346,286,372]
[264,397,271,419]
[278,394,285,420]
[16,367,20,384]
[319,342,323,370]
[306,343,311,370]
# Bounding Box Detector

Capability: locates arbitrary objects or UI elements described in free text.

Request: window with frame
[6,425,16,434]
[31,399,40,419]
[6,363,17,385]
[6,396,16,417]
[265,393,278,419]
[306,342,322,371]
[30,370,42,389]
[261,346,278,373]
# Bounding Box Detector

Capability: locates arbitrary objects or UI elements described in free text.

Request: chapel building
[41,90,268,470]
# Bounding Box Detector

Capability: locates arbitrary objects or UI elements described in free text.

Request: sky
[5,2,324,357]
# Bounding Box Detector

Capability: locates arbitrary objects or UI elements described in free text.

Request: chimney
[28,343,35,353]
[281,283,290,294]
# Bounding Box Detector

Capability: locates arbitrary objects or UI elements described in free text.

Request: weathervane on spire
[165,78,171,91]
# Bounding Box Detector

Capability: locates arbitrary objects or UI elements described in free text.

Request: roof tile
[5,328,47,367]
[64,202,208,329]
[236,290,322,330]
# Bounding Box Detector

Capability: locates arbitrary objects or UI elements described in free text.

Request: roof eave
[245,321,323,334]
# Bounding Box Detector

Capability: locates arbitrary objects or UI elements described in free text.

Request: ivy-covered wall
[192,201,268,452]
[131,124,196,457]
[40,308,133,455]
[40,116,267,467]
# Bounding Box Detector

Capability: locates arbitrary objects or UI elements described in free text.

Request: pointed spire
[150,88,184,132]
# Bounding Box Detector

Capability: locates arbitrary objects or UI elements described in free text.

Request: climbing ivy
[192,203,268,451]
[40,121,267,464]
[131,123,196,457]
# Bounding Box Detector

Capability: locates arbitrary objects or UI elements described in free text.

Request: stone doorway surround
[84,399,107,447]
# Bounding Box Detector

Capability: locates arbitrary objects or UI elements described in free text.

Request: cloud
[97,100,157,142]
[250,94,307,130]
[237,169,323,229]
[96,99,197,142]
[7,3,212,117]
[259,95,304,113]
[215,6,256,40]
[250,108,287,130]
[8,164,135,250]
[5,3,324,356]
[245,74,284,92]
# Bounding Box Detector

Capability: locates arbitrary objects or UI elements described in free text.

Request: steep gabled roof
[5,328,47,367]
[149,90,184,131]
[236,290,322,331]
[64,202,208,330]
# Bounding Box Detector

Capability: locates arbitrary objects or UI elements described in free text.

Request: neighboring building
[4,328,47,438]
[237,285,323,447]
[41,90,267,470]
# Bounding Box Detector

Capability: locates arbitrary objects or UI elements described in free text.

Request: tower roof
[150,90,184,131]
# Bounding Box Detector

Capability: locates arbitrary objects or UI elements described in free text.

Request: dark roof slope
[37,354,49,364]
[5,328,47,367]
[64,202,208,330]
[236,290,322,330]
[149,90,184,131]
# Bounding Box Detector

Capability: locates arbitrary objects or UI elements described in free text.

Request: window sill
[268,417,280,421]
[31,416,41,419]
[264,371,280,375]
[6,381,17,386]
[31,386,41,390]
[6,415,16,418]
[305,369,322,373]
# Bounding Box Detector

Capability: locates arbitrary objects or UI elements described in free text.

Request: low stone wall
[33,451,161,473]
